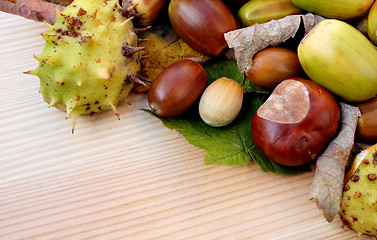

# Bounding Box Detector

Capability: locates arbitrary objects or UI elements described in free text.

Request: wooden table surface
[0,11,371,240]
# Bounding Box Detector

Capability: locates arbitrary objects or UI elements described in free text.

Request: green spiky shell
[28,0,141,129]
[339,146,377,238]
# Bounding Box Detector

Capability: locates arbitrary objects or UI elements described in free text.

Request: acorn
[245,47,303,89]
[298,19,377,102]
[368,1,377,45]
[199,77,243,127]
[148,59,207,118]
[292,0,374,20]
[356,97,377,142]
[122,0,167,26]
[168,0,237,56]
[238,0,302,26]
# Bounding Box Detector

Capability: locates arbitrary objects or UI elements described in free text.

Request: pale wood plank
[0,11,373,240]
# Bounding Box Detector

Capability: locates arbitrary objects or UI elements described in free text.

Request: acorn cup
[298,19,377,102]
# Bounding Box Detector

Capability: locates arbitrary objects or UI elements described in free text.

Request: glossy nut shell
[251,78,340,166]
[245,47,302,89]
[148,59,207,118]
[168,0,237,56]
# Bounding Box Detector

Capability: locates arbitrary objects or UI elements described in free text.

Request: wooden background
[0,11,372,240]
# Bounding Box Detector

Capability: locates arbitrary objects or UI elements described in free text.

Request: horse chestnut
[148,59,207,118]
[251,78,340,166]
[168,0,237,56]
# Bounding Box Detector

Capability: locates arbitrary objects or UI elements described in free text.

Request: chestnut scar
[256,80,310,124]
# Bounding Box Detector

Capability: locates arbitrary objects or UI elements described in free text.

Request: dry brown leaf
[224,13,325,73]
[309,102,361,223]
[135,34,210,92]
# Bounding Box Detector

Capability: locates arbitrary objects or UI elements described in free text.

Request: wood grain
[0,12,372,240]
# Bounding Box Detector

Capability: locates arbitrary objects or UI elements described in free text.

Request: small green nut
[298,19,377,102]
[368,1,377,45]
[292,0,374,20]
[238,0,302,26]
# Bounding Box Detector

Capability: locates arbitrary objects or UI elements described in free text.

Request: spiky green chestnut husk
[27,0,142,131]
[339,144,377,238]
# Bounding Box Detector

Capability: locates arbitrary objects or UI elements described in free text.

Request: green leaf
[156,94,261,166]
[143,58,308,175]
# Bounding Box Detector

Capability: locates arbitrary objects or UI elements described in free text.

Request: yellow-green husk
[27,0,141,130]
[339,145,377,238]
[292,0,374,20]
[238,0,301,26]
[368,1,377,45]
[298,19,377,102]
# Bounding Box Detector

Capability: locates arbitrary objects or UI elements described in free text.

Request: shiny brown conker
[147,59,207,118]
[245,47,303,89]
[251,78,340,166]
[168,0,237,56]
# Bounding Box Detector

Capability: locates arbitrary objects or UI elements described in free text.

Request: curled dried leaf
[224,13,325,73]
[309,102,361,222]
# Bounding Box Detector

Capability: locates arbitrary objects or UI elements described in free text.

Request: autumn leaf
[136,34,210,92]
[224,13,325,73]
[309,102,361,222]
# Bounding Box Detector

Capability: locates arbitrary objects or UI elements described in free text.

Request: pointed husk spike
[44,21,54,32]
[122,44,145,57]
[127,3,139,12]
[136,74,152,83]
[65,100,78,119]
[109,102,120,120]
[49,98,57,108]
[70,111,81,134]
[121,17,134,26]
[41,32,58,42]
[33,54,44,63]
[119,3,138,18]
[134,26,152,34]
[55,7,65,22]
[127,74,147,86]
[24,68,38,75]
